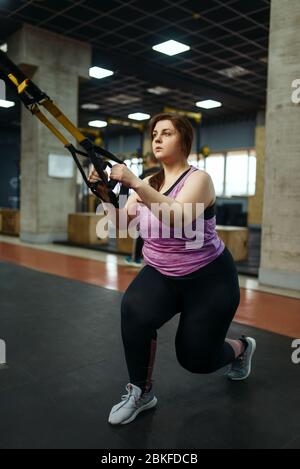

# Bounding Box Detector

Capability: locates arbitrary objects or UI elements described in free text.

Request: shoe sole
[109,396,158,425]
[227,337,257,381]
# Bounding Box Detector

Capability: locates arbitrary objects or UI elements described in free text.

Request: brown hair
[148,113,194,191]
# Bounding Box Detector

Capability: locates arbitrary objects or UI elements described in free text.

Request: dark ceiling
[0,0,270,134]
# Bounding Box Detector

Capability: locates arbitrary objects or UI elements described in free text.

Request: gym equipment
[0,50,128,208]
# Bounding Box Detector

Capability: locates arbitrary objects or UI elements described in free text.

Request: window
[248,150,257,196]
[188,154,205,170]
[203,149,256,197]
[124,157,143,177]
[204,153,225,196]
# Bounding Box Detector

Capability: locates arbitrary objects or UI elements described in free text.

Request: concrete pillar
[7,25,91,243]
[248,111,265,226]
[259,0,300,290]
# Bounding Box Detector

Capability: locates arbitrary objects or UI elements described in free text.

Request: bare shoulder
[176,168,215,206]
[188,168,212,184]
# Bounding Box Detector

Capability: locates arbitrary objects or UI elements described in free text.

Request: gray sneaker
[108,383,157,425]
[226,336,256,381]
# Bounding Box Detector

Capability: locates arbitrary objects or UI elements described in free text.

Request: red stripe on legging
[144,339,157,393]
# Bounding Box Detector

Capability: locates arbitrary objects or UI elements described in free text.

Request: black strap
[163,168,192,196]
[163,167,216,219]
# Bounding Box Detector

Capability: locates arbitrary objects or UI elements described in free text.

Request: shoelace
[232,353,247,370]
[120,387,139,406]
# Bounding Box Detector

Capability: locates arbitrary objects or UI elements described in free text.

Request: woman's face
[152,120,183,161]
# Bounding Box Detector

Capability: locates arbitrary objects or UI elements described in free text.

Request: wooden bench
[115,226,249,260]
[0,209,20,236]
[68,213,109,246]
[216,225,249,261]
[116,235,134,255]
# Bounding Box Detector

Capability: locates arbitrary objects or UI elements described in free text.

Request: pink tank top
[138,165,225,276]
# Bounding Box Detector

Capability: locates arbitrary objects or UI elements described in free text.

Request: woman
[89,113,256,426]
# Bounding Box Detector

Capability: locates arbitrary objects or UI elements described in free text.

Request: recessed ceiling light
[81,103,101,110]
[0,99,15,108]
[0,43,7,52]
[218,66,249,78]
[147,86,170,95]
[107,94,141,104]
[128,113,151,121]
[88,120,107,128]
[152,40,190,56]
[89,66,114,79]
[195,100,222,109]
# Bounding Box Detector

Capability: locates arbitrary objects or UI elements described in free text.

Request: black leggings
[121,247,241,392]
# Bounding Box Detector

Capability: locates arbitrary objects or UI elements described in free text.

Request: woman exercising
[89,113,256,426]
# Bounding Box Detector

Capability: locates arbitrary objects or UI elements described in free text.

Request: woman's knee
[121,290,140,321]
[176,350,218,374]
[121,289,154,328]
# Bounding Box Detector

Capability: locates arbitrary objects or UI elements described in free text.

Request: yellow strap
[31,104,70,146]
[8,73,19,87]
[18,79,29,94]
[8,74,29,95]
[7,75,90,148]
[42,100,87,144]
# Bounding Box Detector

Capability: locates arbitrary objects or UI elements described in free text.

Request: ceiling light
[152,40,190,56]
[195,100,222,109]
[89,66,114,79]
[147,86,170,95]
[128,113,151,121]
[0,99,15,108]
[81,103,101,110]
[107,94,141,104]
[88,120,107,128]
[218,66,249,78]
[0,43,7,52]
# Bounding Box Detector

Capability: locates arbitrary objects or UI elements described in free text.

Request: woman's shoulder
[185,167,215,205]
[187,167,212,182]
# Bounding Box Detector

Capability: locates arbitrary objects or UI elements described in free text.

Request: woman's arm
[101,192,138,232]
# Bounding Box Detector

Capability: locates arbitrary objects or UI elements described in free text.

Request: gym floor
[0,235,299,449]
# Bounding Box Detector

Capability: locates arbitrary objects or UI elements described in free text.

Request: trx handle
[0,50,129,208]
[0,50,47,105]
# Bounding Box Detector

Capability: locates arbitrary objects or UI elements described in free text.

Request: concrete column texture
[259,0,300,290]
[248,111,265,227]
[8,24,91,243]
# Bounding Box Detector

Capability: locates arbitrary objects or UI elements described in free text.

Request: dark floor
[0,261,299,449]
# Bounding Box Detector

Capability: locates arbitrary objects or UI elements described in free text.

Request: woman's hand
[110,164,141,190]
[88,166,111,203]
